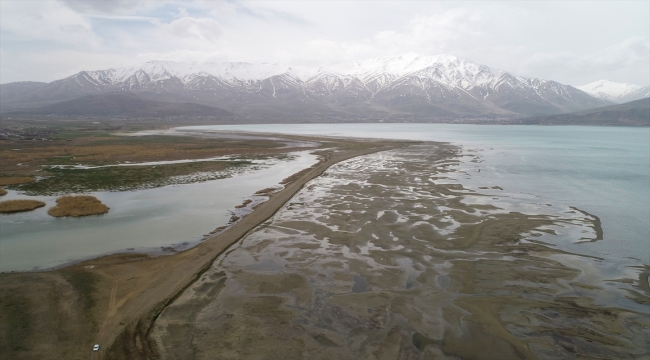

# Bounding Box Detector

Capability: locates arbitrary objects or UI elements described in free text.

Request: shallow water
[47,154,244,169]
[152,144,649,359]
[0,151,317,271]
[181,124,650,264]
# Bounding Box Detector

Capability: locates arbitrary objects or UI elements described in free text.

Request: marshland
[48,195,110,217]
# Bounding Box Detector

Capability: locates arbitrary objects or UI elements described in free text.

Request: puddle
[351,274,368,293]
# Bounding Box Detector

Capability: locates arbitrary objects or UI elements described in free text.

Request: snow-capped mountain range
[576,80,648,103]
[618,86,650,103]
[0,53,615,117]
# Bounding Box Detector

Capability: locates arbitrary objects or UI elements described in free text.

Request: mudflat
[0,135,404,360]
[151,144,649,359]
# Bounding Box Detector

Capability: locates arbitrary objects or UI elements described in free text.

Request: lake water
[181,124,650,265]
[152,125,649,358]
[0,151,317,271]
[2,124,647,271]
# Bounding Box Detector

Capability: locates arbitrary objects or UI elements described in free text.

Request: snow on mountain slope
[2,53,608,116]
[326,53,456,78]
[88,61,300,84]
[576,80,641,102]
[618,85,650,103]
[78,54,531,90]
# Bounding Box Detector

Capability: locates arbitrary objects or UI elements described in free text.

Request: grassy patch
[0,294,32,353]
[0,199,46,213]
[16,159,261,195]
[48,195,110,217]
[1,131,284,177]
[63,270,98,313]
[0,177,35,186]
[1,125,300,195]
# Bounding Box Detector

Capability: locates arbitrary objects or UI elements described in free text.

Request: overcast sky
[1,0,648,86]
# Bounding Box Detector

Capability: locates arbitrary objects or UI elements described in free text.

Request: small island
[0,188,7,196]
[0,199,46,213]
[48,195,110,217]
[0,177,36,186]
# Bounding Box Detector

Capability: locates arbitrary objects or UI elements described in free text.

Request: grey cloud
[59,0,143,14]
[162,17,222,43]
[1,1,648,85]
[227,1,311,26]
[522,37,650,83]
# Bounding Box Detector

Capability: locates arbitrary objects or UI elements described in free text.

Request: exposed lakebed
[152,143,649,359]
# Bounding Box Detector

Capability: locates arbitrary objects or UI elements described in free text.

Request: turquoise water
[182,124,650,264]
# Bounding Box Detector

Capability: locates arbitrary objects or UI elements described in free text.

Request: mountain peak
[2,53,607,117]
[576,80,641,102]
[325,53,470,78]
[80,53,489,83]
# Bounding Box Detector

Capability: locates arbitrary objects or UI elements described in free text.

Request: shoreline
[0,138,407,359]
[98,142,403,358]
[186,123,649,264]
[1,126,647,359]
[0,149,318,273]
[149,142,650,359]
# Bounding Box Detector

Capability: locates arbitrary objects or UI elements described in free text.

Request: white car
[93,344,100,351]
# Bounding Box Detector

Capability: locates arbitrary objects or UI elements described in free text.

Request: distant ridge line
[0,53,614,118]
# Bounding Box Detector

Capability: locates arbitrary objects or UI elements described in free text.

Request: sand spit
[48,195,110,217]
[0,138,400,360]
[0,199,46,213]
[151,144,649,360]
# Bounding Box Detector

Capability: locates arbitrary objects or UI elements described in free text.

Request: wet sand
[151,144,649,359]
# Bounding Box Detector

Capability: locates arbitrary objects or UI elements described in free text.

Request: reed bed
[254,187,278,195]
[0,199,46,213]
[0,177,35,186]
[48,195,109,217]
[234,199,252,208]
